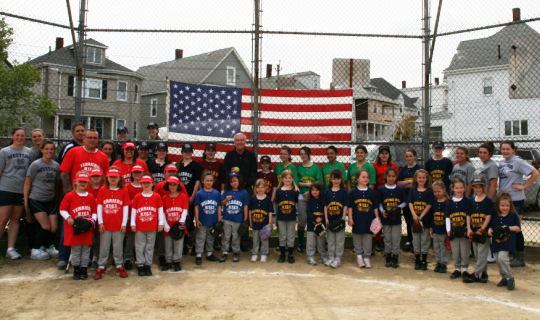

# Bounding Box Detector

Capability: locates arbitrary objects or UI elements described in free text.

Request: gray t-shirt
[498,155,534,201]
[450,161,475,186]
[29,147,42,163]
[476,159,499,197]
[26,158,60,201]
[0,146,32,194]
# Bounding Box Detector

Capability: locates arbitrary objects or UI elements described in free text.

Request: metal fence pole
[251,0,261,157]
[422,0,431,162]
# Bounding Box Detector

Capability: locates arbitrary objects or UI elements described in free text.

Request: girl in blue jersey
[274,170,300,264]
[431,181,449,273]
[306,182,327,266]
[220,173,249,263]
[408,169,433,271]
[249,179,273,263]
[324,170,348,268]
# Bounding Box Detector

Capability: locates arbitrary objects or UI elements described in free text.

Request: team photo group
[0,121,537,292]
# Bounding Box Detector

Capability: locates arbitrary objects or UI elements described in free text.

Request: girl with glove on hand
[162,176,189,272]
[249,179,273,263]
[409,169,434,271]
[324,170,347,268]
[431,181,449,274]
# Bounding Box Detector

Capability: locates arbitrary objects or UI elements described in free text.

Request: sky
[3,0,540,89]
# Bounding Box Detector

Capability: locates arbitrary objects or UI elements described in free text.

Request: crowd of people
[0,121,537,291]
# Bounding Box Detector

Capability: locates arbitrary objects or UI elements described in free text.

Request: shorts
[29,199,58,215]
[0,190,23,206]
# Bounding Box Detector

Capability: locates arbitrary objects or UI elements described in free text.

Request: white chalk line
[1,268,540,315]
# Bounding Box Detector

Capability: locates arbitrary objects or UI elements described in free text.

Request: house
[137,47,252,139]
[30,38,143,139]
[261,69,320,89]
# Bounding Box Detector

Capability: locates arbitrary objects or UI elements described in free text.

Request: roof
[369,78,417,110]
[30,38,137,75]
[445,23,540,72]
[261,71,320,89]
[137,47,252,95]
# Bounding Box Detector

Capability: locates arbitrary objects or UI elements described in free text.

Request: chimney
[55,37,64,50]
[512,8,521,22]
[434,77,440,85]
[401,80,406,89]
[175,49,183,60]
[266,64,272,78]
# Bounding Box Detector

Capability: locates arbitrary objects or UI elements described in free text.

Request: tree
[394,114,418,141]
[0,18,56,135]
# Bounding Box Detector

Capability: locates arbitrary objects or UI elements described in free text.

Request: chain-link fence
[2,1,540,246]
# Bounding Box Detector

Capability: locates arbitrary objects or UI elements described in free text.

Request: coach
[57,122,86,165]
[224,133,257,192]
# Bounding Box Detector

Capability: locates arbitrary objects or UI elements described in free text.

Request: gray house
[31,38,143,139]
[137,47,252,139]
[261,70,321,90]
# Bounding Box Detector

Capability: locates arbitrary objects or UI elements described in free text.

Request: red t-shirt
[154,180,188,197]
[257,171,278,197]
[97,186,130,231]
[60,191,97,246]
[112,159,149,184]
[59,146,110,180]
[200,160,223,190]
[162,193,189,236]
[131,192,163,232]
[372,162,400,190]
[127,183,143,199]
[88,185,101,199]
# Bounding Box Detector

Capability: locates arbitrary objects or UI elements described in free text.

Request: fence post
[422,0,431,162]
[252,0,261,157]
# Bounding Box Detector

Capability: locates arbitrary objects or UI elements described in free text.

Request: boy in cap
[424,141,453,191]
[257,155,277,198]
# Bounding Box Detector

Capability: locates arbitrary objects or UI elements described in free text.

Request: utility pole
[422,0,431,162]
[275,61,282,89]
[252,0,261,156]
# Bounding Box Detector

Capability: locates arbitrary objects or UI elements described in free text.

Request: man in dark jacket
[56,122,85,164]
[223,133,257,192]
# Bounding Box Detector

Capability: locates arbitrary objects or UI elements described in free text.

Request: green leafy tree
[394,114,418,141]
[0,18,56,135]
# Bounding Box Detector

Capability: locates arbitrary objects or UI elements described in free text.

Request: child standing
[220,173,249,263]
[130,175,164,276]
[123,164,144,270]
[431,181,449,273]
[59,171,97,280]
[88,169,104,198]
[348,170,379,268]
[162,175,189,272]
[249,179,273,262]
[275,170,300,263]
[488,193,521,290]
[95,167,130,280]
[446,177,473,282]
[324,170,347,268]
[257,155,278,198]
[306,182,327,266]
[194,172,221,266]
[408,169,434,271]
[379,167,406,268]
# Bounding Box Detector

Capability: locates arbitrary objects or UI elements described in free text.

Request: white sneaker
[251,255,258,262]
[364,257,372,269]
[330,257,341,268]
[30,248,50,261]
[260,255,267,262]
[357,255,365,268]
[307,257,317,265]
[45,245,59,259]
[324,257,333,267]
[6,248,22,260]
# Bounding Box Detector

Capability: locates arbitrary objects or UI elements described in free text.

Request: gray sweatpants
[278,220,296,248]
[353,233,373,257]
[383,224,401,255]
[71,245,91,267]
[195,225,214,256]
[326,230,344,258]
[451,237,471,270]
[164,236,184,263]
[432,233,448,265]
[252,229,269,255]
[135,231,156,266]
[412,228,431,254]
[495,251,513,279]
[222,220,240,254]
[307,231,327,259]
[472,241,490,274]
[297,196,307,229]
[124,232,135,261]
[98,231,125,268]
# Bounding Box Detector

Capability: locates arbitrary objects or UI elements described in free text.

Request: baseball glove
[328,219,345,233]
[259,224,272,241]
[210,221,224,237]
[412,219,423,233]
[238,221,249,237]
[73,217,93,235]
[169,222,185,240]
[471,228,487,244]
[493,225,511,242]
[313,222,327,237]
[451,224,467,238]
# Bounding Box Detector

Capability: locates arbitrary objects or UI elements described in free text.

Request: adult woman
[322,146,346,189]
[112,142,149,184]
[147,141,170,183]
[200,143,224,191]
[498,141,539,267]
[100,141,117,165]
[398,148,422,251]
[477,142,498,200]
[296,146,323,253]
[23,140,60,260]
[274,146,298,185]
[0,128,32,259]
[347,145,376,190]
[425,141,453,191]
[450,147,475,197]
[373,145,399,190]
[29,128,45,162]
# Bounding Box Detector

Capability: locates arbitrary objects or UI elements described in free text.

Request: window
[150,99,158,117]
[134,84,139,103]
[82,78,103,99]
[226,66,236,85]
[63,118,72,131]
[117,81,128,101]
[87,47,102,64]
[505,120,528,136]
[430,126,443,141]
[116,119,126,130]
[483,78,493,95]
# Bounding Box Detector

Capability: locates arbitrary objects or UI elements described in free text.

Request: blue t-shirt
[348,187,378,234]
[222,189,249,223]
[425,157,453,190]
[378,185,405,226]
[431,199,448,235]
[490,212,520,253]
[274,188,299,221]
[248,195,273,230]
[469,196,495,231]
[323,188,348,223]
[446,197,472,238]
[408,188,434,228]
[194,188,220,226]
[306,197,325,232]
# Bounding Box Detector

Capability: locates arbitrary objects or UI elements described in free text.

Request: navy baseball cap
[182,144,193,153]
[147,122,158,129]
[260,155,271,163]
[205,143,216,151]
[138,141,149,150]
[156,141,168,151]
[432,141,445,149]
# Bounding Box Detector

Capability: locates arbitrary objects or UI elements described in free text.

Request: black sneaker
[161,263,171,271]
[434,263,441,273]
[80,267,88,280]
[462,271,474,283]
[385,255,391,268]
[195,257,202,265]
[439,264,447,273]
[158,256,166,268]
[232,253,240,262]
[173,262,182,272]
[506,278,515,291]
[124,260,133,270]
[219,254,228,263]
[414,255,421,270]
[450,270,462,279]
[73,266,81,280]
[480,271,489,283]
[391,255,399,268]
[206,254,218,262]
[288,254,295,264]
[145,265,152,276]
[137,266,145,276]
[278,253,286,263]
[496,278,508,287]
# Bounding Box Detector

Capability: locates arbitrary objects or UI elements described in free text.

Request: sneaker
[434,263,441,273]
[161,262,171,271]
[45,245,59,259]
[260,255,267,263]
[6,248,22,260]
[137,266,145,276]
[195,256,202,266]
[207,254,218,262]
[462,271,474,283]
[251,255,258,262]
[496,278,508,287]
[57,260,68,270]
[94,267,105,280]
[357,255,365,268]
[158,255,166,268]
[30,248,50,261]
[278,253,286,263]
[324,257,333,267]
[219,253,228,263]
[232,253,240,262]
[480,271,489,283]
[330,257,341,268]
[506,278,515,291]
[116,266,128,278]
[364,257,372,269]
[124,260,133,270]
[307,257,317,265]
[173,262,182,272]
[288,253,295,264]
[145,265,152,276]
[439,264,447,273]
[73,266,81,280]
[450,270,462,279]
[80,267,88,280]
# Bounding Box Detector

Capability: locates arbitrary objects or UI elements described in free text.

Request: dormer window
[87,46,102,64]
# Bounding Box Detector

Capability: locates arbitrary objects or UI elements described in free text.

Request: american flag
[167,80,354,163]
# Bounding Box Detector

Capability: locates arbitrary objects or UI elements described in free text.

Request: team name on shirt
[179,172,193,184]
[251,209,269,223]
[433,209,445,226]
[73,206,92,214]
[354,199,372,212]
[327,201,343,216]
[470,213,488,229]
[137,207,157,222]
[80,162,102,172]
[225,200,243,215]
[450,211,466,227]
[201,200,218,214]
[166,207,182,219]
[383,197,400,210]
[431,169,444,181]
[278,200,295,214]
[412,201,428,214]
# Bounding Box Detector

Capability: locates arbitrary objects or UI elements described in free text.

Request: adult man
[322,146,347,189]
[224,133,257,192]
[146,122,161,160]
[57,122,85,164]
[115,126,129,157]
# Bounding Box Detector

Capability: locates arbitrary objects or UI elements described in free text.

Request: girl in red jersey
[112,142,149,184]
[59,171,97,280]
[162,176,189,272]
[131,175,164,276]
[94,167,130,280]
[154,164,188,197]
[123,164,144,270]
[88,168,104,198]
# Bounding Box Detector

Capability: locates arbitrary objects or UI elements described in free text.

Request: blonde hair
[254,178,268,190]
[412,169,431,189]
[432,181,448,200]
[277,169,299,191]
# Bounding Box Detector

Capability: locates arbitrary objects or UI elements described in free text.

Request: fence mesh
[2,1,540,246]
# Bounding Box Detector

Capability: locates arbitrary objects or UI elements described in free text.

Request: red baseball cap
[140,175,153,183]
[164,164,178,173]
[166,176,181,185]
[131,165,144,173]
[90,168,103,177]
[122,142,136,150]
[106,168,121,177]
[74,171,90,182]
